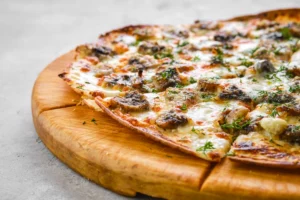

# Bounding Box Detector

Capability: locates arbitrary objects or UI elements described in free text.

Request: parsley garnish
[191,127,204,135]
[168,90,178,94]
[211,48,224,64]
[160,68,176,79]
[192,56,201,62]
[196,141,215,155]
[190,77,197,84]
[239,57,253,67]
[154,52,174,59]
[76,85,84,90]
[289,84,300,93]
[264,73,281,82]
[177,41,189,47]
[279,27,292,40]
[270,108,279,117]
[200,93,215,102]
[91,118,97,125]
[180,104,187,111]
[130,39,142,46]
[175,83,184,88]
[221,118,251,130]
[292,126,300,133]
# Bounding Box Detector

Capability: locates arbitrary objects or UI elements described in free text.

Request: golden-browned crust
[227,8,300,22]
[94,96,219,162]
[229,156,300,169]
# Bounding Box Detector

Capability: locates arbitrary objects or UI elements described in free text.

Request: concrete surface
[0,0,299,199]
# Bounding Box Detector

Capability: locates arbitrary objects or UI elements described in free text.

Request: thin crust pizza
[59,9,300,166]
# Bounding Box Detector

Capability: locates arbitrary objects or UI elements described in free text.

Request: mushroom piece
[280,125,300,144]
[138,42,171,56]
[152,68,181,92]
[254,60,275,75]
[110,91,149,112]
[225,106,250,124]
[219,85,252,103]
[156,110,188,129]
[197,79,219,92]
[277,104,300,116]
[214,32,236,42]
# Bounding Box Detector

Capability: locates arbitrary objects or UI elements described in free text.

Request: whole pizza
[59,9,300,167]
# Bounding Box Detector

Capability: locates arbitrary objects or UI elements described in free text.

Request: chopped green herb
[250,47,259,56]
[177,41,189,47]
[196,141,215,155]
[175,83,184,88]
[180,104,187,111]
[168,90,179,94]
[130,39,142,46]
[226,152,235,156]
[289,84,300,93]
[279,27,292,40]
[91,118,97,125]
[190,77,197,84]
[270,108,279,117]
[200,93,215,102]
[192,56,201,62]
[221,118,251,130]
[85,82,90,84]
[239,57,253,67]
[252,78,258,82]
[160,68,176,79]
[154,52,174,59]
[191,127,204,135]
[264,73,281,82]
[291,126,300,133]
[211,48,224,64]
[76,85,84,90]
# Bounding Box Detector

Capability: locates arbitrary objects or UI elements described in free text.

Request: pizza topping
[152,68,181,92]
[254,60,275,75]
[138,42,171,56]
[277,104,300,116]
[63,16,300,163]
[110,91,149,112]
[214,32,236,42]
[156,110,188,129]
[280,125,300,144]
[197,79,219,92]
[219,85,252,103]
[260,117,288,136]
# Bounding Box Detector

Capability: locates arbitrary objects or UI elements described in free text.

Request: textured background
[0,0,299,199]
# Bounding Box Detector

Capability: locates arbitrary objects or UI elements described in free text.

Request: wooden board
[32,9,300,199]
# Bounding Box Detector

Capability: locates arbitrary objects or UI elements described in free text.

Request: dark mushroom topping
[152,68,181,92]
[92,46,113,56]
[156,110,188,129]
[127,55,158,71]
[197,79,219,92]
[190,20,219,32]
[265,93,295,104]
[277,104,300,116]
[287,65,300,77]
[264,32,285,40]
[102,74,132,88]
[254,60,275,75]
[219,85,252,103]
[110,91,149,112]
[289,23,300,38]
[214,32,236,42]
[280,125,300,144]
[138,42,170,55]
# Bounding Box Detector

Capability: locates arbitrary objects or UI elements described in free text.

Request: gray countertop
[1,0,299,199]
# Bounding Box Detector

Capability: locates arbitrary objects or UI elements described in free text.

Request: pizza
[59,9,300,167]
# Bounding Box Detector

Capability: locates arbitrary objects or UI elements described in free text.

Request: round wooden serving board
[32,50,300,199]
